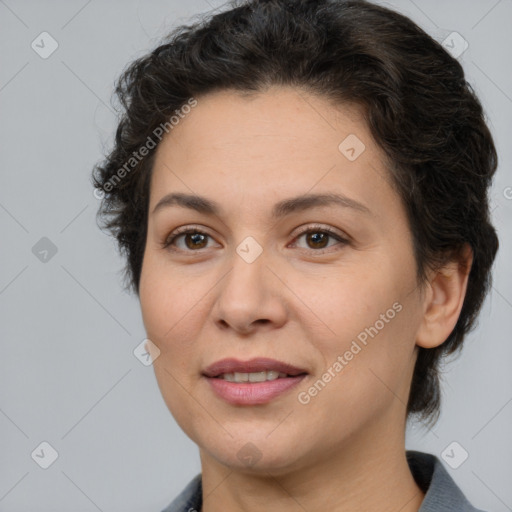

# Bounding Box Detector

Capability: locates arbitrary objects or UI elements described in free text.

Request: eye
[162,226,217,252]
[289,225,348,253]
[162,224,349,254]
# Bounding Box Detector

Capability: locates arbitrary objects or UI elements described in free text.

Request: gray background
[0,0,511,510]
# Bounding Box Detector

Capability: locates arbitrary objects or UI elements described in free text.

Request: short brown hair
[92,0,499,425]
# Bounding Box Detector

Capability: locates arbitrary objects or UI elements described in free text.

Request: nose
[212,248,288,335]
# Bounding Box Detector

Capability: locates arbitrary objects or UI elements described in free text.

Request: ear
[416,244,473,349]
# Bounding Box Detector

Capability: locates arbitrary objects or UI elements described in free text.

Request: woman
[92,0,499,510]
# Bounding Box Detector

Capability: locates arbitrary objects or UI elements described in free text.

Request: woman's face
[139,87,427,473]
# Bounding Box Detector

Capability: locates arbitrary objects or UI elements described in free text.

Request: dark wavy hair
[92,0,499,425]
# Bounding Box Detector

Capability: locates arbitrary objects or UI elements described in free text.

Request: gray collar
[162,450,486,512]
[407,451,486,511]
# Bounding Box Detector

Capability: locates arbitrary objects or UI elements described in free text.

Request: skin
[139,86,472,512]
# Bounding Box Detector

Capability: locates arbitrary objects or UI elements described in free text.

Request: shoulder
[160,473,202,512]
[407,450,489,512]
[160,454,491,512]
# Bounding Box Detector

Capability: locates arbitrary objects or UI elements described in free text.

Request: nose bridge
[223,237,269,304]
[213,235,285,332]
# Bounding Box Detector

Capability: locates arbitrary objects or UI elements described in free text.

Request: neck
[198,412,424,512]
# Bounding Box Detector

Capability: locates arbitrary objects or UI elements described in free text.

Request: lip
[202,357,308,378]
[204,375,307,405]
[202,357,308,406]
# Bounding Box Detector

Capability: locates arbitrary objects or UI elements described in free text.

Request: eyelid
[161,224,217,250]
[162,223,350,253]
[291,223,347,240]
[289,223,349,253]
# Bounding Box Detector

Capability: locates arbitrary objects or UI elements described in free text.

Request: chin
[200,433,311,476]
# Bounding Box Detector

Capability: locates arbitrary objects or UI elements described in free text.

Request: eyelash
[162,224,349,255]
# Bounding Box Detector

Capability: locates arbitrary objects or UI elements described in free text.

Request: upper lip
[202,357,308,378]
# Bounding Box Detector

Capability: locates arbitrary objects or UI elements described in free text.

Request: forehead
[156,87,369,159]
[149,86,398,219]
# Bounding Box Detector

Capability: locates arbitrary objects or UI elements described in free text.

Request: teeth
[219,371,289,382]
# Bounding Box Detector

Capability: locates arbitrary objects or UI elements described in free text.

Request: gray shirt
[161,450,487,512]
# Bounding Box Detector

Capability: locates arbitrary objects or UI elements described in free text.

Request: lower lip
[204,375,307,405]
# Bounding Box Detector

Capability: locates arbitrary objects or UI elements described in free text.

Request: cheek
[287,263,397,342]
[139,256,206,435]
[295,307,418,438]
[139,252,215,398]
[294,261,418,400]
[139,261,168,345]
[139,252,200,345]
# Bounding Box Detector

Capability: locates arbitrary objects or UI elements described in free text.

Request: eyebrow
[152,191,372,218]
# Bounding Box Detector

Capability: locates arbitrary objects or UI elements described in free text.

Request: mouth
[202,357,308,378]
[213,370,302,382]
[202,357,308,405]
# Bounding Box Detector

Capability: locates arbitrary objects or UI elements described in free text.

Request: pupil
[308,232,327,248]
[183,232,329,250]
[187,233,206,249]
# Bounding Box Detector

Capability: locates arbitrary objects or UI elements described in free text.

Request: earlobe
[416,244,473,349]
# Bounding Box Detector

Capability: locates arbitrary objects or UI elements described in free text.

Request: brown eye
[183,232,209,250]
[162,225,348,255]
[305,231,330,249]
[163,228,214,251]
[291,226,348,253]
